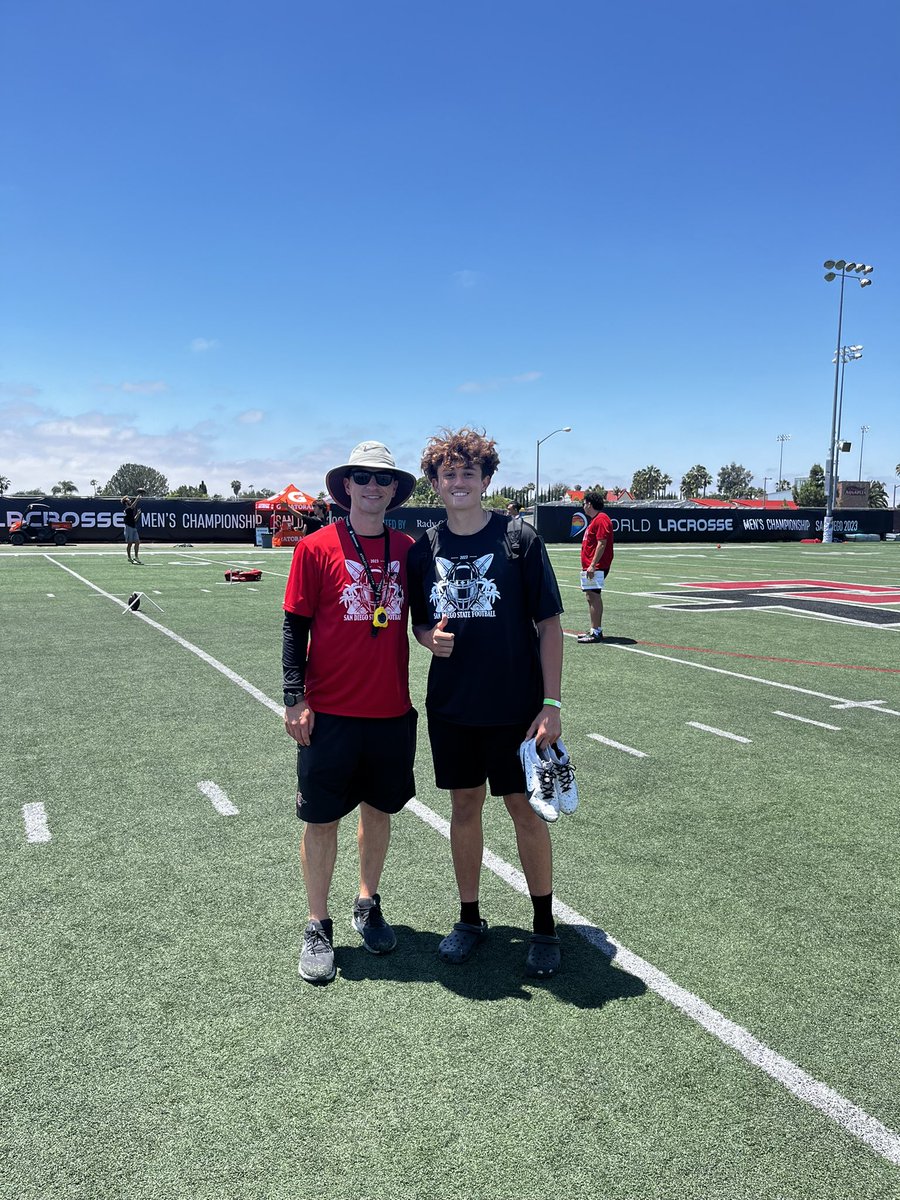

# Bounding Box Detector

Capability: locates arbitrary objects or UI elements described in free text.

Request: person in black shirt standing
[121,495,142,564]
[407,428,565,979]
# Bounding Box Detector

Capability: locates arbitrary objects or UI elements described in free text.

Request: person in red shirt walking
[578,490,614,643]
[282,441,417,984]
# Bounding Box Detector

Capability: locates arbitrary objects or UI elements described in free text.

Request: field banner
[0,498,260,543]
[535,505,895,544]
[3,499,894,545]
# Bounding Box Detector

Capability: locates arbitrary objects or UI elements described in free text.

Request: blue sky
[2,0,898,499]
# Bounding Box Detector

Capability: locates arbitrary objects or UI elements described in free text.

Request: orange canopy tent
[255,484,319,547]
[254,484,318,513]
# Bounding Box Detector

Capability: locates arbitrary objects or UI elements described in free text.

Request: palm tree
[90,478,99,494]
[231,479,242,498]
[868,481,888,508]
[0,474,10,497]
[54,480,78,496]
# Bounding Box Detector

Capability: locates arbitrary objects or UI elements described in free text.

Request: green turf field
[3,540,900,1199]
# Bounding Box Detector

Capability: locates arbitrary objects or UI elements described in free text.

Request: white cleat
[519,737,560,823]
[546,740,579,814]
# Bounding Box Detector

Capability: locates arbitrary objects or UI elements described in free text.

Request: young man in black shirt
[407,428,566,978]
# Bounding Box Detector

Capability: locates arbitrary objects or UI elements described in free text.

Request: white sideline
[44,554,900,1168]
[22,802,51,844]
[407,797,900,1167]
[595,640,900,720]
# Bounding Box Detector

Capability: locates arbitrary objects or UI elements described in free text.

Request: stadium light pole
[857,424,870,481]
[763,477,771,506]
[831,346,863,494]
[822,261,873,542]
[535,426,572,512]
[776,433,791,489]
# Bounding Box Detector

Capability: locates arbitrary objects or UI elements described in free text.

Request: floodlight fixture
[835,259,846,269]
[824,272,836,281]
[824,260,836,269]
[845,262,857,271]
[860,277,872,287]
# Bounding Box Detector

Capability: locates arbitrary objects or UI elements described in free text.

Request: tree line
[1,460,896,508]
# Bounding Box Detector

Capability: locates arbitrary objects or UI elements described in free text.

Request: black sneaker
[352,893,397,954]
[577,631,603,643]
[298,918,336,983]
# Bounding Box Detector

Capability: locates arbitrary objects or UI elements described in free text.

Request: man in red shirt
[282,441,417,984]
[578,489,614,643]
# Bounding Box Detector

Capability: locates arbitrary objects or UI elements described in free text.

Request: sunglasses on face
[349,470,395,487]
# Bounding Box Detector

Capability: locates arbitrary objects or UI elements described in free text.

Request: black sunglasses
[350,470,395,487]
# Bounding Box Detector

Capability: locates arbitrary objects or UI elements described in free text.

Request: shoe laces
[305,925,332,955]
[357,899,386,928]
[537,762,556,801]
[555,761,576,791]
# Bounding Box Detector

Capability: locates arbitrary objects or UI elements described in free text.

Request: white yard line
[45,557,282,716]
[587,639,900,720]
[197,781,239,816]
[406,798,900,1168]
[774,712,842,731]
[22,802,51,843]
[42,552,900,1168]
[687,721,751,744]
[587,732,648,758]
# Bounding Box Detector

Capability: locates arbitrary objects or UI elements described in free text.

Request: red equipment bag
[224,569,263,582]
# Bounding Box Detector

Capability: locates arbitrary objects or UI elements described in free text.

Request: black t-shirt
[408,512,563,726]
[123,503,139,526]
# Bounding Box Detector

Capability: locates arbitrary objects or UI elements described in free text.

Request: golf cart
[7,503,73,546]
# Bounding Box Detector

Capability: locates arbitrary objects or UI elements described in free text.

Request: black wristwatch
[283,690,304,707]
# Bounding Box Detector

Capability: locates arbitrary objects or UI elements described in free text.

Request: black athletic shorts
[427,711,528,797]
[296,708,418,824]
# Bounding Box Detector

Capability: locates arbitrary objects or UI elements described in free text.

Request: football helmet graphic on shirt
[430,554,500,617]
[340,559,404,622]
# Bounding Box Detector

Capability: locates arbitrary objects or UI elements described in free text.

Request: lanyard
[344,519,391,635]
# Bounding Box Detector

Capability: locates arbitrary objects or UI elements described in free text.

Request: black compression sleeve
[282,612,312,691]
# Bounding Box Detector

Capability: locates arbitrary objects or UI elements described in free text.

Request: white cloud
[457,371,543,394]
[190,338,220,353]
[237,409,264,424]
[120,380,169,395]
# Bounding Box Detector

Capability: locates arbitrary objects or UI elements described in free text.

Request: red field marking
[679,579,900,605]
[634,641,900,674]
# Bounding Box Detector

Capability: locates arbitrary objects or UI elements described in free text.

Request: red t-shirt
[581,511,614,572]
[283,522,414,718]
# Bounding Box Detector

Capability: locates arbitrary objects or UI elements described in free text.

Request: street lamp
[762,477,771,506]
[822,260,873,542]
[776,433,791,490]
[858,424,870,480]
[535,426,572,531]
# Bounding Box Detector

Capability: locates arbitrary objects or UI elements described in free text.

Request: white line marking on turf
[687,722,751,743]
[588,640,900,720]
[774,712,842,731]
[197,781,239,816]
[44,557,282,717]
[46,593,55,598]
[22,802,51,843]
[405,798,900,1167]
[46,553,900,1168]
[588,732,648,758]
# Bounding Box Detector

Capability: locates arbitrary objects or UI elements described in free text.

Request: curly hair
[420,427,501,481]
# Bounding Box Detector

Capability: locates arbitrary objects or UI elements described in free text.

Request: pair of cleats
[438,920,561,978]
[577,629,603,643]
[519,738,579,823]
[298,893,396,984]
[128,558,143,565]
